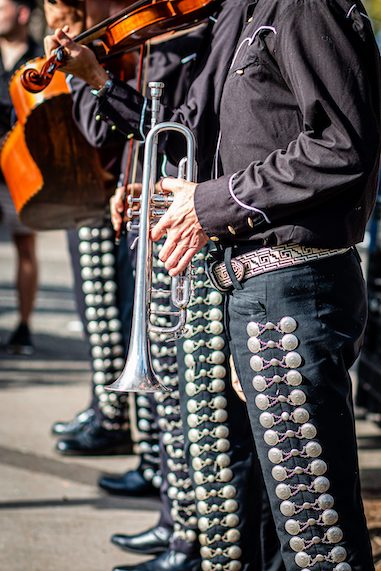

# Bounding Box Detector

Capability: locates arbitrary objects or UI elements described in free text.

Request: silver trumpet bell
[106,82,197,393]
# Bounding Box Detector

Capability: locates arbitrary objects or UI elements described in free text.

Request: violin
[21,0,217,93]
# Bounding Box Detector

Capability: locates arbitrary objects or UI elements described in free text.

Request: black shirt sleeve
[194,0,381,240]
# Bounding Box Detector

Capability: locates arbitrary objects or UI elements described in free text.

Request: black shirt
[0,37,42,138]
[89,0,381,249]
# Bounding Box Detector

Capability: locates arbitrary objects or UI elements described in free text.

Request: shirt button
[210,236,220,242]
[248,217,254,228]
[227,225,236,235]
[236,69,244,76]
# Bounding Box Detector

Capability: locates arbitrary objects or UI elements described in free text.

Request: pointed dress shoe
[111,525,171,555]
[51,408,95,436]
[99,469,159,497]
[113,549,201,571]
[55,421,133,455]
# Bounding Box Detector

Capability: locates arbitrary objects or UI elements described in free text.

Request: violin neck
[73,0,151,45]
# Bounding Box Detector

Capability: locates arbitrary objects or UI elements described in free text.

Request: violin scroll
[20,48,67,94]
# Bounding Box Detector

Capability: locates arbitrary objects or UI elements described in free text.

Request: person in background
[0,0,40,355]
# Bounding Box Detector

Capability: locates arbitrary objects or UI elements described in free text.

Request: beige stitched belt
[208,244,351,291]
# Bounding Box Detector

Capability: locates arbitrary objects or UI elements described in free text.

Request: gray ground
[0,224,380,571]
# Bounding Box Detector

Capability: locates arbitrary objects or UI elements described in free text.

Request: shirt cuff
[194,175,267,242]
[96,78,149,140]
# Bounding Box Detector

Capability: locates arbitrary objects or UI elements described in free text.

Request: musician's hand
[151,178,208,276]
[110,185,126,233]
[110,183,143,233]
[43,27,108,89]
[229,355,247,402]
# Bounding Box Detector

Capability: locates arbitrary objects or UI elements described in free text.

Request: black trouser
[227,249,373,571]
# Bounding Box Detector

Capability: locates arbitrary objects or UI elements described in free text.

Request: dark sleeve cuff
[96,78,151,140]
[194,175,267,241]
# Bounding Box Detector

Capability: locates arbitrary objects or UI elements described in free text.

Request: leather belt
[207,244,351,292]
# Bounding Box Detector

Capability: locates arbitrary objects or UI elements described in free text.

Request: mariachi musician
[41,3,266,571]
[43,0,381,570]
[42,4,246,571]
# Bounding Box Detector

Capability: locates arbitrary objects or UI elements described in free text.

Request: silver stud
[224,499,238,513]
[222,485,236,499]
[220,468,233,482]
[260,412,274,428]
[216,454,230,468]
[280,500,295,517]
[198,517,209,531]
[247,337,261,353]
[300,423,317,439]
[255,394,270,410]
[211,379,226,392]
[313,476,330,493]
[318,494,334,510]
[289,536,305,552]
[186,383,197,397]
[183,340,194,353]
[285,519,300,535]
[326,526,344,544]
[226,529,240,542]
[250,355,264,372]
[212,365,227,379]
[281,334,299,351]
[295,552,311,568]
[305,441,322,458]
[246,322,260,337]
[285,352,302,368]
[272,466,287,481]
[268,448,283,464]
[225,513,240,527]
[211,350,225,364]
[209,308,223,321]
[253,375,267,392]
[288,390,306,407]
[286,370,303,386]
[213,396,227,409]
[210,336,225,350]
[216,438,230,452]
[293,407,310,424]
[209,291,223,305]
[331,546,347,563]
[322,509,339,526]
[210,321,224,334]
[215,425,229,438]
[276,483,291,499]
[279,316,297,333]
[311,459,327,476]
[264,430,279,446]
[335,564,352,571]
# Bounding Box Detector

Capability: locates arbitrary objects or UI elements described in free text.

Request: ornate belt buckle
[206,261,232,293]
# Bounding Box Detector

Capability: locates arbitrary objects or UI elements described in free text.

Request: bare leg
[13,233,38,325]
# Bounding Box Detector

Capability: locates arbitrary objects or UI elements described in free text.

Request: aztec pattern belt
[207,244,351,292]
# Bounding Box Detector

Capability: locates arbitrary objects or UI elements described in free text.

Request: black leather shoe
[55,422,133,455]
[111,525,171,555]
[113,550,201,571]
[51,408,95,436]
[99,469,159,497]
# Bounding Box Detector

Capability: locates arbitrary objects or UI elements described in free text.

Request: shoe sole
[56,445,134,457]
[112,543,167,555]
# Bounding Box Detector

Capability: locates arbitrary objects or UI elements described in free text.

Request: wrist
[87,66,109,90]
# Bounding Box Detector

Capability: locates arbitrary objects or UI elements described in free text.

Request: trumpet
[106,82,197,393]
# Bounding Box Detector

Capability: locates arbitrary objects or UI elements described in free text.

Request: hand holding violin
[44,27,108,89]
